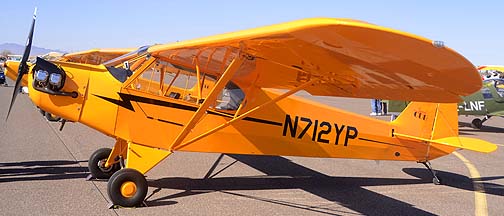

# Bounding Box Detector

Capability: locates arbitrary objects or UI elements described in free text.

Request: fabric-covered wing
[60,48,135,65]
[148,18,480,102]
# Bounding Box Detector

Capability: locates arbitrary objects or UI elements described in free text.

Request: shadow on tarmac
[0,160,88,183]
[403,168,504,197]
[146,154,437,215]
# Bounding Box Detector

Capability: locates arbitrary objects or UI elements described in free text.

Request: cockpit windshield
[103,45,150,67]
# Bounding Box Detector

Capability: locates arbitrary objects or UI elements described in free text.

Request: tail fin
[392,102,497,153]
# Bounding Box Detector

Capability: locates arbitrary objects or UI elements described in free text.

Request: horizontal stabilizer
[395,133,498,153]
[432,137,498,153]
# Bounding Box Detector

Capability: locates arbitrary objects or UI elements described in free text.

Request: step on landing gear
[420,161,442,185]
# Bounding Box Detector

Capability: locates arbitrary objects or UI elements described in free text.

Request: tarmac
[0,81,502,216]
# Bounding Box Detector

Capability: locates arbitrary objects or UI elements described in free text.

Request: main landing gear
[88,148,121,179]
[420,161,441,185]
[107,168,148,207]
[471,115,491,129]
[88,142,154,208]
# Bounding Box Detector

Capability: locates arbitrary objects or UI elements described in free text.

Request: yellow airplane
[5,11,498,208]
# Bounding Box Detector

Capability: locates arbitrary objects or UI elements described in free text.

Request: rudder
[392,102,458,140]
[392,102,497,153]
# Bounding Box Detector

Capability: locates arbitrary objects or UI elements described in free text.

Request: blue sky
[1,1,502,65]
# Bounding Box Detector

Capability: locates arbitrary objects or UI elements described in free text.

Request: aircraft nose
[29,59,89,122]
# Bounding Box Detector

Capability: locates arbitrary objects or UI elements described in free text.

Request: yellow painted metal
[28,61,98,122]
[105,139,128,168]
[79,65,123,135]
[159,67,165,93]
[125,142,172,174]
[123,57,157,87]
[174,79,319,150]
[395,133,497,153]
[167,56,245,150]
[196,63,202,100]
[4,61,31,87]
[434,137,497,153]
[120,181,137,198]
[149,18,481,103]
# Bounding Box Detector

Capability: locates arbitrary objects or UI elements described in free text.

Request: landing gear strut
[420,161,441,185]
[471,115,491,129]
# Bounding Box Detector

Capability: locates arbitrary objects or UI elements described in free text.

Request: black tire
[45,112,61,122]
[108,168,148,207]
[471,118,483,129]
[88,148,120,179]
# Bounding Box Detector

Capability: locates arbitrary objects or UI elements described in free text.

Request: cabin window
[216,82,245,110]
[481,87,493,99]
[124,58,245,111]
[494,80,504,97]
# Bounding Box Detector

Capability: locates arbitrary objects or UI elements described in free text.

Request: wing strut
[173,78,319,151]
[166,55,246,150]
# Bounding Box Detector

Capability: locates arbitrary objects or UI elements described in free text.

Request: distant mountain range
[0,43,66,56]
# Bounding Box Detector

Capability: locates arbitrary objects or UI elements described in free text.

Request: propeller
[6,8,37,121]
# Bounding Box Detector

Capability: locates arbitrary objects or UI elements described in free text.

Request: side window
[481,87,493,99]
[216,82,245,111]
[495,80,504,97]
[124,58,245,111]
[140,67,162,95]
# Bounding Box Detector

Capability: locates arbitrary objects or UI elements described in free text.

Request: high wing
[147,18,480,102]
[60,48,135,65]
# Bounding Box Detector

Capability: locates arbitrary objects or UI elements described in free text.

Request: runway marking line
[494,143,504,147]
[452,151,488,216]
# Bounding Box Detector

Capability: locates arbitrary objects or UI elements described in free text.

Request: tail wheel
[471,118,483,129]
[108,168,148,207]
[88,148,120,179]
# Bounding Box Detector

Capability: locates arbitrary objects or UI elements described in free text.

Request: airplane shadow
[458,122,504,133]
[146,155,439,215]
[403,168,504,197]
[0,160,88,183]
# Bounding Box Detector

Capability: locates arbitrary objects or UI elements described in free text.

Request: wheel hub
[98,159,113,172]
[120,181,137,198]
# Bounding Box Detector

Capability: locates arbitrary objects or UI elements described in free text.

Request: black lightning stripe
[94,93,283,127]
[207,110,283,126]
[359,137,414,149]
[94,94,134,111]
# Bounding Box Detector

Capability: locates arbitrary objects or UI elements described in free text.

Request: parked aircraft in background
[388,65,504,129]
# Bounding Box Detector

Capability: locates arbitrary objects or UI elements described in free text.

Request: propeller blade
[6,7,37,121]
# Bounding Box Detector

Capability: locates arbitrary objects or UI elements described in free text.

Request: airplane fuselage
[26,60,455,166]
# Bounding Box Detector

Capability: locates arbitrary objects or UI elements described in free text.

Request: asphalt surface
[0,81,502,216]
